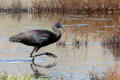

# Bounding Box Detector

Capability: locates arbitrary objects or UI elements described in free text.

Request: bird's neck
[52,27,61,39]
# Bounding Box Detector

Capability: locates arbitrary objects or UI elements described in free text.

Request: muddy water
[0,13,119,80]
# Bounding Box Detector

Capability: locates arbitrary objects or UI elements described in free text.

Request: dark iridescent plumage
[9,22,63,57]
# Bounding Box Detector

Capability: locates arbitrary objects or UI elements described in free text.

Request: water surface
[0,13,119,80]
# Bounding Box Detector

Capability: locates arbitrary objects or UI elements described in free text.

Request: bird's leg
[30,47,36,57]
[30,46,40,57]
[43,52,57,58]
[32,52,57,62]
[32,52,57,61]
[34,46,40,54]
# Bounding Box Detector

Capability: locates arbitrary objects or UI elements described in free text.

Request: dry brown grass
[102,28,120,46]
[89,63,120,80]
[0,0,119,13]
[32,0,120,14]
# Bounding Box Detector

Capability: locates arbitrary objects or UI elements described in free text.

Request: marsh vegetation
[0,0,120,80]
[0,0,119,13]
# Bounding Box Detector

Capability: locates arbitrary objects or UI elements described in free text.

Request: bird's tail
[9,35,21,42]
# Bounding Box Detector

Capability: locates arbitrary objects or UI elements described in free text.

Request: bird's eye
[58,24,61,27]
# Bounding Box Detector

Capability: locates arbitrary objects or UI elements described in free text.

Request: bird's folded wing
[30,34,49,44]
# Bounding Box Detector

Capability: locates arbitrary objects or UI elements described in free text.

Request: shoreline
[0,8,119,14]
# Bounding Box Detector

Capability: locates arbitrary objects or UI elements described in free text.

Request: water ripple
[84,18,113,21]
[0,58,47,63]
[63,24,90,27]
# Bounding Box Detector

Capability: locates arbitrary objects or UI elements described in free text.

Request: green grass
[0,71,51,80]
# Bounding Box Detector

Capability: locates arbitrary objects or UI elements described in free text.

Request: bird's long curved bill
[61,25,75,40]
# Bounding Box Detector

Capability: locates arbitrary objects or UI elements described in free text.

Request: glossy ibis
[9,22,63,57]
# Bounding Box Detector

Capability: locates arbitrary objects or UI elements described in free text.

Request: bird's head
[53,22,63,28]
[52,22,75,40]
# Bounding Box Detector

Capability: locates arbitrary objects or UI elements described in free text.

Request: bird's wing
[30,33,49,44]
[9,30,51,45]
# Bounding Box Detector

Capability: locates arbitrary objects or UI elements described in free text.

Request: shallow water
[0,13,120,80]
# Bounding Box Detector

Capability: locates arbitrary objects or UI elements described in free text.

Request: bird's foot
[32,52,57,63]
[45,63,57,68]
[44,52,57,58]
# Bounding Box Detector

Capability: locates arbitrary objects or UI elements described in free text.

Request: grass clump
[89,64,120,80]
[102,28,120,46]
[0,71,51,80]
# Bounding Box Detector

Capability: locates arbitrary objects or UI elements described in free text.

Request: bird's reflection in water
[31,52,57,79]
